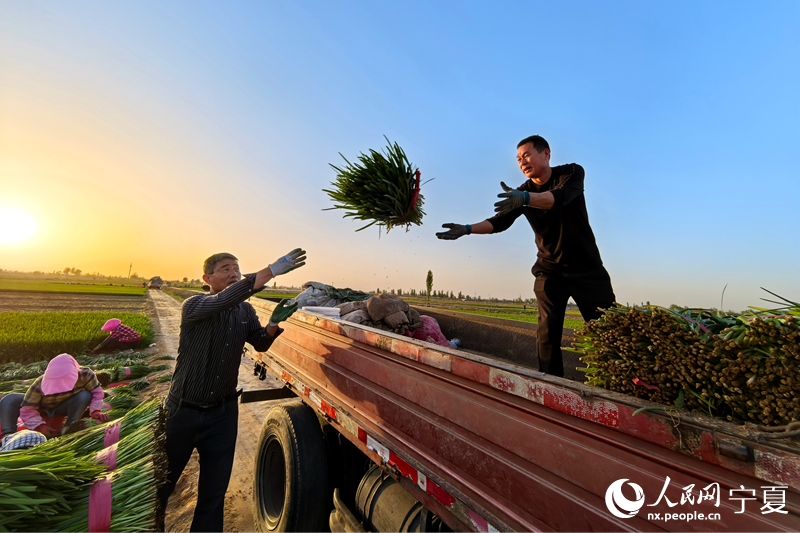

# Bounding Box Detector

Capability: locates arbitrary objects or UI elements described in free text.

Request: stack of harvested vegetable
[574,292,799,426]
[0,351,150,383]
[0,399,166,532]
[324,137,428,233]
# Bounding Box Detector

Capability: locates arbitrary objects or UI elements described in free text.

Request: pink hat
[101,318,121,332]
[41,354,80,396]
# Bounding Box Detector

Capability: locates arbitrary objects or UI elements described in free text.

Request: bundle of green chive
[324,137,428,233]
[574,291,799,426]
[0,400,167,532]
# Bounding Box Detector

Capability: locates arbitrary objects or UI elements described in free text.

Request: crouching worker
[158,250,306,532]
[90,318,142,354]
[0,353,109,440]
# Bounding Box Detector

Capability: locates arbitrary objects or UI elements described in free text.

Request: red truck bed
[246,298,800,531]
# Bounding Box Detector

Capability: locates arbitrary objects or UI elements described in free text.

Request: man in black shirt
[436,135,615,377]
[158,248,306,531]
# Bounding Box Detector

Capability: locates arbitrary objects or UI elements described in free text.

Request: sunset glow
[0,207,37,244]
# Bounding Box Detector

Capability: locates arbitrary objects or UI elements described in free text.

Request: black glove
[494,181,530,214]
[436,223,470,240]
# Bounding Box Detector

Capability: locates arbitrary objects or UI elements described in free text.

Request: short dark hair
[203,253,238,275]
[517,135,550,153]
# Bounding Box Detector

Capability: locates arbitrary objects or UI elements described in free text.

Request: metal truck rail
[244,297,800,532]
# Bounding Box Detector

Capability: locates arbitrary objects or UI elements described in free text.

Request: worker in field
[436,135,616,377]
[0,353,110,443]
[90,318,142,354]
[158,249,307,532]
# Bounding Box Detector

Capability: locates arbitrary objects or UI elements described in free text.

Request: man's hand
[494,181,530,214]
[269,248,307,277]
[91,411,110,422]
[436,223,469,240]
[269,299,299,326]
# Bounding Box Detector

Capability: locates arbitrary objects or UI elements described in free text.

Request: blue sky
[1,1,798,311]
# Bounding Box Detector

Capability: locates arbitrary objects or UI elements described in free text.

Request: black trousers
[157,396,239,532]
[534,265,615,377]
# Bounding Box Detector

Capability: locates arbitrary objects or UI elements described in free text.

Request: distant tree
[450,291,454,299]
[426,271,433,303]
[130,272,137,279]
[390,289,395,295]
[273,282,277,288]
[73,269,82,277]
[458,291,463,300]
[465,295,471,301]
[63,267,71,275]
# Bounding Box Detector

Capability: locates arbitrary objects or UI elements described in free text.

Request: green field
[432,308,584,329]
[253,292,299,299]
[0,311,155,365]
[0,279,147,296]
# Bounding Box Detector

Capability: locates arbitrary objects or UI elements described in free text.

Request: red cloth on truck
[404,315,450,348]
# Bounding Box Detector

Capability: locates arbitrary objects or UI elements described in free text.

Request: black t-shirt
[488,163,603,274]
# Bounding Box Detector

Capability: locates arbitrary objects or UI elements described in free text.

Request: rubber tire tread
[252,400,329,532]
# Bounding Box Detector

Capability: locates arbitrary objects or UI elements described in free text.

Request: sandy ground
[146,289,287,533]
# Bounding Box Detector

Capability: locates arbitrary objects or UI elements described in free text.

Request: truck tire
[253,400,330,532]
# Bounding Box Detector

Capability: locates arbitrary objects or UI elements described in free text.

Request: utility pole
[128,263,132,278]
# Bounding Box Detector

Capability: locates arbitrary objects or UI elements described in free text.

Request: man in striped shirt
[158,249,306,532]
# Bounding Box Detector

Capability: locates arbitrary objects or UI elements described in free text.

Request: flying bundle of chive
[324,137,427,233]
[575,295,800,426]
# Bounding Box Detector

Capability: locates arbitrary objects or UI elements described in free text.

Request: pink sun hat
[41,353,80,396]
[101,318,121,332]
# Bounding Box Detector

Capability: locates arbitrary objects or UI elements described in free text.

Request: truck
[148,276,164,290]
[243,297,800,532]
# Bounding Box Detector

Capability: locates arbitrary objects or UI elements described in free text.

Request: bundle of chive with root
[41,399,164,454]
[324,137,429,234]
[574,290,800,426]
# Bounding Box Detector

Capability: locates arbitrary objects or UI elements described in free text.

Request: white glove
[269,248,307,277]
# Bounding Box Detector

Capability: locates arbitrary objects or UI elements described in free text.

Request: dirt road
[147,289,286,532]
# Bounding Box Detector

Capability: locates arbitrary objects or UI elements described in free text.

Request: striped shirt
[170,274,281,405]
[109,323,141,342]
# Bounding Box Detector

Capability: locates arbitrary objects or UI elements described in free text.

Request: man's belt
[167,389,242,411]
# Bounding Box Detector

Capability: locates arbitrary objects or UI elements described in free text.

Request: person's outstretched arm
[435,220,495,240]
[184,249,307,322]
